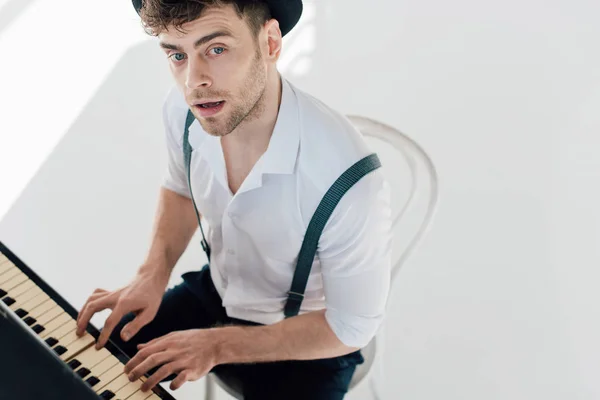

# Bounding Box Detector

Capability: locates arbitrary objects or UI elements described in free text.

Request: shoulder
[290,81,378,193]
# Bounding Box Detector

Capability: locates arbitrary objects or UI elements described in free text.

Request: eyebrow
[159,30,234,51]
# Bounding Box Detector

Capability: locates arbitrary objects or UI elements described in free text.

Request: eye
[209,47,226,56]
[169,53,186,62]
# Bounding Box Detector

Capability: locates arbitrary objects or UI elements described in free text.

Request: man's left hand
[124,329,219,392]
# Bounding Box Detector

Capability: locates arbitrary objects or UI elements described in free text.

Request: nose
[185,58,212,89]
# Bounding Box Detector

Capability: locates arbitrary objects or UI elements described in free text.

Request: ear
[264,18,283,62]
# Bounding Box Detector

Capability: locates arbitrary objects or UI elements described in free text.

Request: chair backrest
[347,115,439,284]
[345,115,439,394]
[208,115,440,400]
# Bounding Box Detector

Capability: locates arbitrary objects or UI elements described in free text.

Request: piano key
[55,328,84,348]
[68,359,82,369]
[23,316,37,326]
[104,374,146,399]
[71,346,112,370]
[95,373,131,395]
[0,288,6,298]
[80,356,121,391]
[2,297,15,306]
[1,272,28,292]
[112,377,144,399]
[0,260,15,275]
[94,363,127,393]
[99,390,116,399]
[127,391,159,400]
[4,285,38,309]
[15,308,28,318]
[86,353,121,379]
[59,333,95,361]
[32,324,46,334]
[28,298,57,319]
[8,286,44,310]
[45,337,59,346]
[48,319,77,340]
[0,267,20,285]
[16,292,49,312]
[5,279,35,298]
[54,345,68,356]
[86,376,101,387]
[35,304,63,324]
[39,313,71,339]
[123,391,151,400]
[76,367,92,378]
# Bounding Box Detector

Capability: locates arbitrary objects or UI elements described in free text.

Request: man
[76,0,393,398]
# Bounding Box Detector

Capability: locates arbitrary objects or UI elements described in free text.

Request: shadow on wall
[0,0,37,37]
[0,40,180,301]
[0,0,408,296]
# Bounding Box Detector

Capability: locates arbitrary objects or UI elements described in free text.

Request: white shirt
[161,76,392,348]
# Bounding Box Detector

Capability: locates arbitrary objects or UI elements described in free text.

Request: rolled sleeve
[318,169,393,348]
[161,88,191,198]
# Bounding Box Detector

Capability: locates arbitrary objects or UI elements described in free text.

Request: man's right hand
[76,268,170,350]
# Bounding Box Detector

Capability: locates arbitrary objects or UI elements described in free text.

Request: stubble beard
[199,48,267,137]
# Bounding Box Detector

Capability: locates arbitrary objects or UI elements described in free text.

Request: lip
[194,101,225,118]
[193,100,224,106]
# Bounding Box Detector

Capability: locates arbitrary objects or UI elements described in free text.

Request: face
[158,5,269,137]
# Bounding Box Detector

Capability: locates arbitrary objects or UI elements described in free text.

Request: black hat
[132,0,303,37]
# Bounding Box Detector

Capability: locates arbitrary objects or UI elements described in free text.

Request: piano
[0,241,176,400]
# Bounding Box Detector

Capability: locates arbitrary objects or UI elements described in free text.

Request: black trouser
[109,265,364,400]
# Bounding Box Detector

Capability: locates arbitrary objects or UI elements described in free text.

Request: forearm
[139,187,198,278]
[214,310,358,365]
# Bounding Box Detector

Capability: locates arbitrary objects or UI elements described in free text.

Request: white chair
[204,115,440,400]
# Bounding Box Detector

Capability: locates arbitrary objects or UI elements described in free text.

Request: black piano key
[76,368,91,378]
[99,390,115,399]
[15,308,28,318]
[32,324,45,334]
[2,297,15,306]
[45,337,58,347]
[85,376,100,387]
[23,316,37,326]
[67,359,81,370]
[53,345,67,355]
[0,288,6,297]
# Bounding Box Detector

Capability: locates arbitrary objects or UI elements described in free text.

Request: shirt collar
[186,76,301,190]
[260,76,300,175]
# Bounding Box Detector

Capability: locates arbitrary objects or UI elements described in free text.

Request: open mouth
[198,101,224,108]
[194,100,226,117]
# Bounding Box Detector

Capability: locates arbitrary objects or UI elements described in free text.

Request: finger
[76,295,115,336]
[95,306,127,349]
[125,337,170,374]
[76,290,107,328]
[120,309,153,342]
[128,350,176,382]
[141,362,185,393]
[137,331,175,349]
[170,370,191,391]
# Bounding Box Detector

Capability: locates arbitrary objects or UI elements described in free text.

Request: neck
[223,68,282,148]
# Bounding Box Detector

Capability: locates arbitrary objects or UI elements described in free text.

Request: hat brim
[265,0,302,37]
[132,0,302,37]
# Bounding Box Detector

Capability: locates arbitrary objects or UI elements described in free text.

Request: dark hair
[139,0,272,38]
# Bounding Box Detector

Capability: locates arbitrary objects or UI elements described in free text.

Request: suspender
[182,109,381,318]
[183,110,211,261]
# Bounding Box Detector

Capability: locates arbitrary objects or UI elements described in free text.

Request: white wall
[1,0,599,399]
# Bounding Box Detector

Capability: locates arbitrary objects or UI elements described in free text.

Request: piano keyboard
[0,243,176,400]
